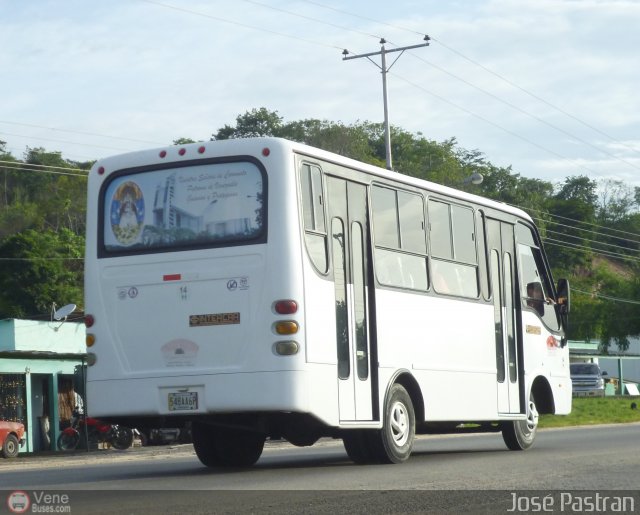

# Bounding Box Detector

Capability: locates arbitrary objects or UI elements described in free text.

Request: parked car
[570,363,606,397]
[0,420,26,458]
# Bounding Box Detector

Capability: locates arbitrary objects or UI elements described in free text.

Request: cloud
[1,0,639,186]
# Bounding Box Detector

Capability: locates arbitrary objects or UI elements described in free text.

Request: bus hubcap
[390,401,409,447]
[526,400,539,432]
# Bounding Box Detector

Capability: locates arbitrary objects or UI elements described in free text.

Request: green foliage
[1,108,639,348]
[173,137,197,145]
[212,107,284,140]
[539,396,640,428]
[0,147,88,236]
[0,148,88,318]
[544,176,599,271]
[0,229,84,318]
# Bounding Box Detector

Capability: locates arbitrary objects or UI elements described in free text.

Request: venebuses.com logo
[7,491,71,513]
[6,491,30,514]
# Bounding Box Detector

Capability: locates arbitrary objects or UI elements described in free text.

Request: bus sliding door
[327,176,375,422]
[487,218,522,415]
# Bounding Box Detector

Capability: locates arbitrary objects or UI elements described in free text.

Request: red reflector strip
[163,274,181,281]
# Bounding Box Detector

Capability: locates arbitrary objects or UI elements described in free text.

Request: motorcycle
[57,410,134,451]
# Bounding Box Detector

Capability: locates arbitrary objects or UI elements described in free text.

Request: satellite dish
[54,303,77,321]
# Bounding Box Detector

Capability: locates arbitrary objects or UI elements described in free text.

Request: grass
[539,396,640,428]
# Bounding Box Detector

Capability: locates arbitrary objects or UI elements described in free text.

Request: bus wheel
[343,430,375,464]
[192,422,265,468]
[502,394,539,451]
[370,384,416,464]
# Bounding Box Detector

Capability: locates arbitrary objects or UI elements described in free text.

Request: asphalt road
[1,424,639,514]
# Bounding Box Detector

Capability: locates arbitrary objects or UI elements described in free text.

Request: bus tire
[192,422,265,468]
[502,394,539,451]
[369,384,415,464]
[2,434,20,458]
[342,430,375,464]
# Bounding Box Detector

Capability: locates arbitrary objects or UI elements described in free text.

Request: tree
[212,108,284,140]
[598,179,636,224]
[173,137,197,145]
[592,265,640,352]
[0,229,84,318]
[0,147,88,237]
[546,176,598,272]
[282,118,381,164]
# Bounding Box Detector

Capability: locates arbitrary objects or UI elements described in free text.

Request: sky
[1,0,640,189]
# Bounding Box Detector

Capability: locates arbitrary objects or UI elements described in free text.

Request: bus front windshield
[100,160,265,255]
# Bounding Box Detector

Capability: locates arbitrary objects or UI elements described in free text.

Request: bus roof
[283,138,532,223]
[92,136,533,224]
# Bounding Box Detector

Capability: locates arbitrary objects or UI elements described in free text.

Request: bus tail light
[87,353,97,366]
[274,321,299,335]
[84,314,95,328]
[86,334,96,347]
[274,300,298,315]
[274,341,299,355]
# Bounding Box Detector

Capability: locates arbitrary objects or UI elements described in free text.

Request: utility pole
[343,36,430,170]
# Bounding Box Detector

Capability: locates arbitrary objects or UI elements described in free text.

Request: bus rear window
[101,160,265,255]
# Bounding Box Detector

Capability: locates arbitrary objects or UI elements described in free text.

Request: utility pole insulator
[343,37,430,170]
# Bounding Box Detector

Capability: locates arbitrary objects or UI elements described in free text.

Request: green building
[0,318,86,454]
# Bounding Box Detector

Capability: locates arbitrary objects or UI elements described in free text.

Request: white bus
[84,137,571,466]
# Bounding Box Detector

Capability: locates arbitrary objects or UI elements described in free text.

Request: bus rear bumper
[87,369,334,423]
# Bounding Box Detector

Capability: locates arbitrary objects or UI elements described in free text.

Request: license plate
[168,392,198,411]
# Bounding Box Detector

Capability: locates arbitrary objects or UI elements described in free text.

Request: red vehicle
[0,421,25,458]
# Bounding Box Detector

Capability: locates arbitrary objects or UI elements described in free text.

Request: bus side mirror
[556,278,570,314]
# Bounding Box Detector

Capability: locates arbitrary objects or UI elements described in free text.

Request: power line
[140,0,344,51]
[523,205,640,243]
[152,0,623,175]
[297,0,424,37]
[390,70,604,176]
[4,0,630,184]
[542,238,640,264]
[295,0,638,158]
[0,120,163,146]
[239,0,382,40]
[543,227,640,255]
[0,159,87,173]
[572,287,640,306]
[0,130,133,153]
[343,38,430,170]
[2,143,102,163]
[0,257,84,261]
[428,37,640,158]
[535,216,640,248]
[407,53,640,174]
[0,164,88,178]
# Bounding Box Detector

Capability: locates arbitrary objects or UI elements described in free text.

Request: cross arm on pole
[341,36,430,170]
[342,40,430,62]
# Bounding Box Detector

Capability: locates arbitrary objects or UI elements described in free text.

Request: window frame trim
[97,155,268,258]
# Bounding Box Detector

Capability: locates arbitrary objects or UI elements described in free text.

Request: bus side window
[526,281,545,316]
[428,200,479,298]
[371,185,427,291]
[301,164,328,273]
[517,224,560,331]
